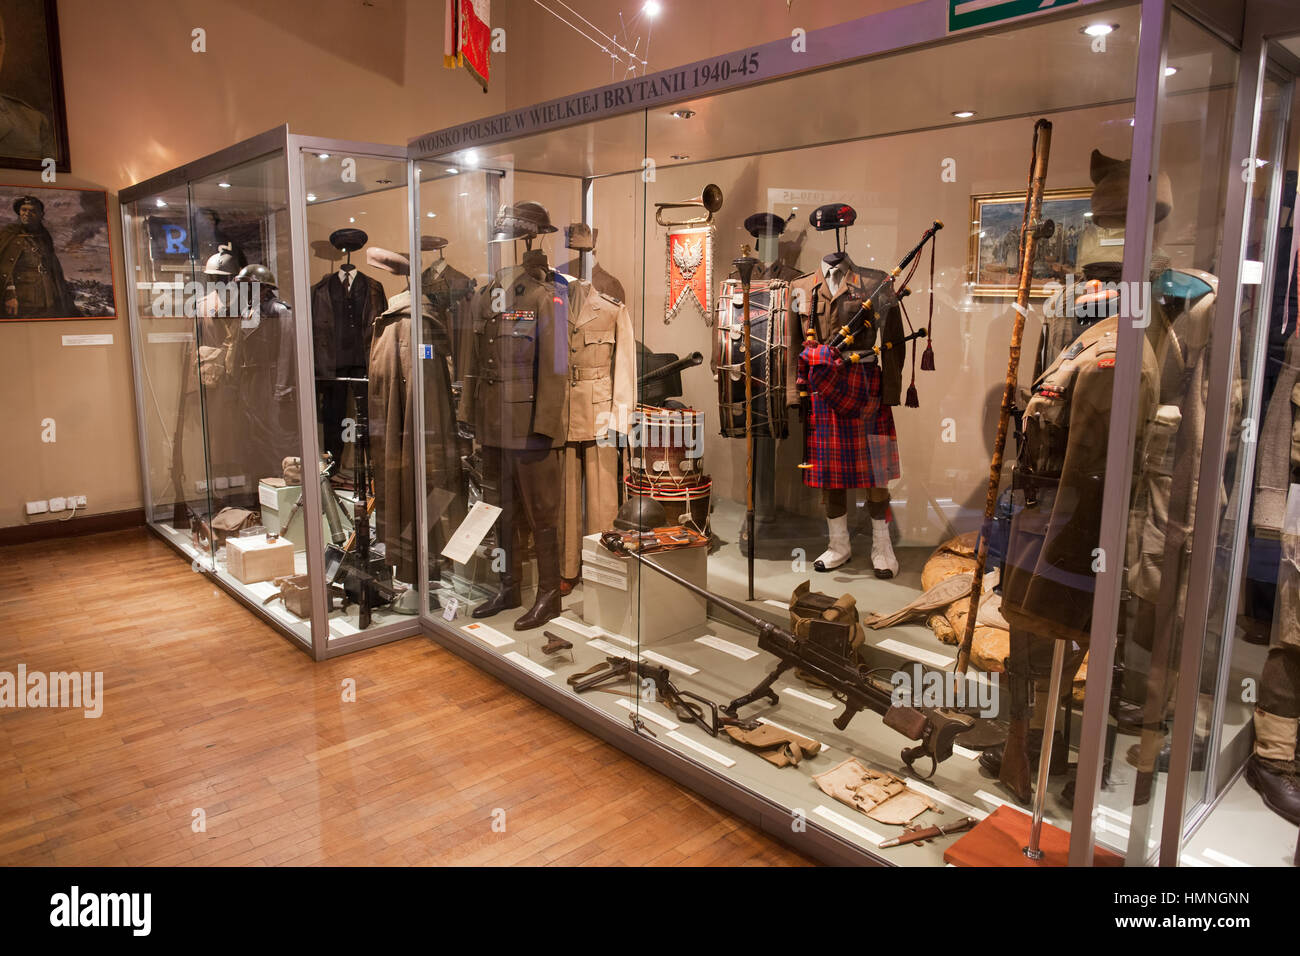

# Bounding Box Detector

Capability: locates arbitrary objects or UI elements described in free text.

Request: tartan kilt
[801,346,900,489]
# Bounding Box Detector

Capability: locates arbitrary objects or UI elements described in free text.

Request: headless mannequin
[813,250,896,576]
[736,232,783,556]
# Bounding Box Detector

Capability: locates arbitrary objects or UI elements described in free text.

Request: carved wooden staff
[735,246,759,600]
[955,119,1054,675]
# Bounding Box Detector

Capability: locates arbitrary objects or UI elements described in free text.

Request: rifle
[599,532,975,777]
[567,654,759,738]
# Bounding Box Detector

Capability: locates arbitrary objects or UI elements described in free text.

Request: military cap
[12,194,44,215]
[743,212,788,238]
[329,228,368,253]
[489,201,556,243]
[809,203,856,231]
[565,222,596,250]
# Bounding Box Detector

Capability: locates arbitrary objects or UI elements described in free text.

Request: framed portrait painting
[967,188,1094,297]
[0,0,70,171]
[0,183,115,321]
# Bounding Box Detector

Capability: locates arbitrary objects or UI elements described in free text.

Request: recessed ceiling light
[643,0,662,17]
[1082,23,1118,37]
[217,182,231,189]
[318,153,330,159]
[1084,211,1093,218]
[463,150,480,167]
[155,199,166,207]
[306,193,317,202]
[1165,66,1178,77]
[349,217,355,223]
[670,154,689,160]
[445,167,459,175]
[670,108,695,120]
[426,212,436,218]
[459,192,469,197]
[952,110,976,119]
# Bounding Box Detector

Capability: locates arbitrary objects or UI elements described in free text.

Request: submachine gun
[598,532,974,778]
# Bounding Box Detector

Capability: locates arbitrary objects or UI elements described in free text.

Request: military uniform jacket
[1002,316,1159,644]
[467,263,568,449]
[564,281,635,442]
[0,224,77,317]
[421,259,477,393]
[310,270,387,377]
[785,265,906,409]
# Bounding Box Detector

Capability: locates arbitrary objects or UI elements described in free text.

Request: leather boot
[871,517,899,579]
[979,729,1069,776]
[473,575,520,618]
[1245,754,1300,825]
[516,528,561,631]
[813,514,851,572]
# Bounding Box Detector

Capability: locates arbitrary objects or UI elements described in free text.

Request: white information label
[952,744,981,761]
[245,581,278,601]
[593,627,636,647]
[461,622,513,648]
[441,597,459,621]
[1241,259,1264,285]
[904,779,987,819]
[61,334,113,347]
[147,331,194,344]
[778,686,838,710]
[504,651,555,679]
[614,698,678,731]
[757,716,822,749]
[441,501,503,564]
[811,805,885,846]
[258,482,281,509]
[762,599,788,610]
[1200,848,1249,868]
[330,618,361,638]
[581,563,627,591]
[875,638,956,668]
[641,650,698,676]
[666,730,736,768]
[549,616,599,639]
[588,639,639,660]
[1179,855,1211,867]
[695,634,758,660]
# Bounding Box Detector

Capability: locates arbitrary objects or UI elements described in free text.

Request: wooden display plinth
[943,805,1124,867]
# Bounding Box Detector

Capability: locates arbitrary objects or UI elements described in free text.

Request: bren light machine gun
[598,532,975,777]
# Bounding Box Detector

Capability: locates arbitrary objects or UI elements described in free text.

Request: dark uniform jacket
[785,264,906,409]
[467,261,569,449]
[310,270,387,378]
[0,224,78,317]
[421,259,477,401]
[368,290,463,583]
[228,297,298,483]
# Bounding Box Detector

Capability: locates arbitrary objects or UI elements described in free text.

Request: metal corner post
[1070,0,1172,868]
[284,132,331,660]
[1158,7,1272,866]
[408,159,432,621]
[119,202,158,529]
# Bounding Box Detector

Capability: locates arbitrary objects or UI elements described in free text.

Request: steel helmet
[203,242,239,277]
[234,263,277,288]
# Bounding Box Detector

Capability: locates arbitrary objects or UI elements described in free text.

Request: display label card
[641,650,698,676]
[581,564,627,591]
[442,597,459,621]
[904,779,987,820]
[422,344,434,360]
[695,634,758,660]
[615,698,678,731]
[258,482,281,509]
[952,744,980,761]
[812,805,884,846]
[778,685,838,710]
[461,621,513,648]
[875,638,956,669]
[666,731,736,768]
[549,616,599,639]
[504,651,554,680]
[757,716,821,746]
[441,500,503,564]
[147,331,194,344]
[1242,260,1264,285]
[587,639,639,660]
[593,627,636,648]
[61,334,112,347]
[762,599,788,611]
[330,618,361,638]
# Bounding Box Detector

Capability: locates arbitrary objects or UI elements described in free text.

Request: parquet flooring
[0,529,812,866]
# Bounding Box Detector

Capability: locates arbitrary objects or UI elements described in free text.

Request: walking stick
[955,118,1054,675]
[734,246,759,600]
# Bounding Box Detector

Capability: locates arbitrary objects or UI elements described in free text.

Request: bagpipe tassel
[905,380,920,408]
[920,340,935,371]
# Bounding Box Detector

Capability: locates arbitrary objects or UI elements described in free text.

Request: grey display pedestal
[580,533,707,643]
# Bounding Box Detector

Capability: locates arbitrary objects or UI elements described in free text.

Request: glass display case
[121,127,422,659]
[408,0,1300,866]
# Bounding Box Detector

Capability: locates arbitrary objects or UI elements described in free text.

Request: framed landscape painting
[968,188,1093,297]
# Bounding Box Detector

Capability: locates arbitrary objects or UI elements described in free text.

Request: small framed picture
[0,183,115,321]
[968,188,1094,297]
[0,0,71,172]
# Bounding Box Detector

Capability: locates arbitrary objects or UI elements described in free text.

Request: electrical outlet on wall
[70,495,87,508]
[48,497,67,512]
[25,500,48,516]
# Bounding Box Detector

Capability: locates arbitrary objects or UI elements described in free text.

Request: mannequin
[419,235,476,398]
[228,264,296,490]
[562,222,626,304]
[311,228,388,475]
[469,201,568,631]
[786,204,906,578]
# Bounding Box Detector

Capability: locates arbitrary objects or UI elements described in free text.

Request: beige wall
[3,0,912,529]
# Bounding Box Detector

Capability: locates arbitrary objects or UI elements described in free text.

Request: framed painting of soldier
[967,188,1093,297]
[0,183,115,320]
[0,0,70,172]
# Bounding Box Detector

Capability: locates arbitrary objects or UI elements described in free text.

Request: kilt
[800,344,900,489]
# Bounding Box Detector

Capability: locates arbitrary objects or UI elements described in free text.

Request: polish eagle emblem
[672,236,703,280]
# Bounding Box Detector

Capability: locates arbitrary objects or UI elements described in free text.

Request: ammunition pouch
[812,758,936,825]
[788,580,865,660]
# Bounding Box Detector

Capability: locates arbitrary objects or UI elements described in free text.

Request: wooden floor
[0,528,812,866]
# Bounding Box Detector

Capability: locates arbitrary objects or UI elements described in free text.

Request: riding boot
[473,574,521,618]
[516,528,562,630]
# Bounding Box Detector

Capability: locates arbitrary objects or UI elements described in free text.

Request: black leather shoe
[514,588,561,631]
[1245,754,1300,825]
[473,583,521,618]
[979,729,1069,776]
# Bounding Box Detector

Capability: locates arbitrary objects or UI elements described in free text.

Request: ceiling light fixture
[1165,66,1178,77]
[462,149,480,167]
[426,212,436,218]
[1082,23,1118,37]
[445,167,459,175]
[670,108,695,120]
[217,182,231,188]
[318,153,330,159]
[643,1,662,18]
[952,110,976,119]
[306,193,317,202]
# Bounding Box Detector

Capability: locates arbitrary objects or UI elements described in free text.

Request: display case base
[944,805,1123,866]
